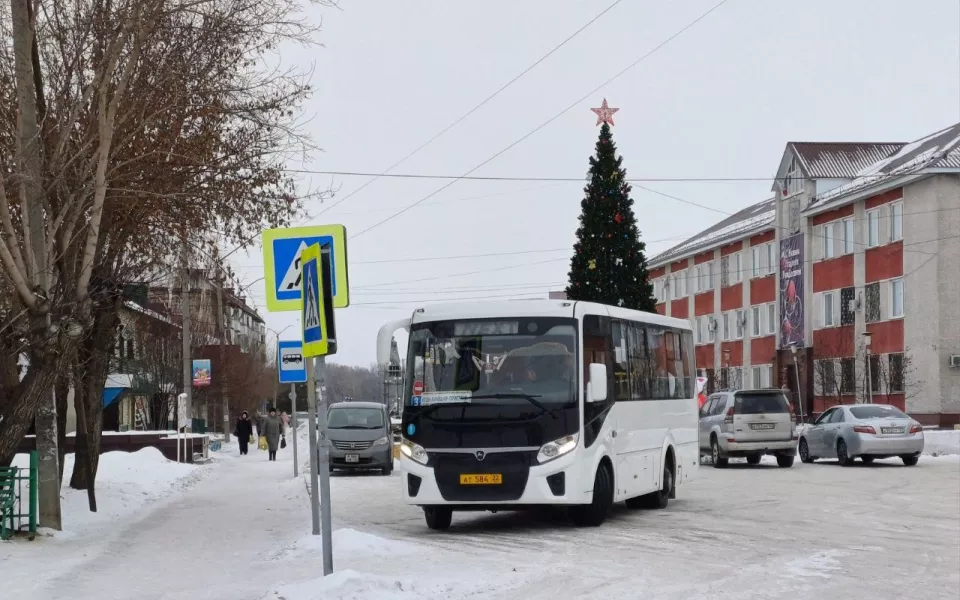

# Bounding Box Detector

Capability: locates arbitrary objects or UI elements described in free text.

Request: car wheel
[711,437,728,469]
[776,454,795,468]
[836,439,853,466]
[424,507,453,531]
[746,455,761,466]
[900,454,919,467]
[381,463,393,476]
[570,463,614,526]
[799,438,815,464]
[860,456,875,464]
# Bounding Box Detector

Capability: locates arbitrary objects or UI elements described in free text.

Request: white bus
[376,299,698,531]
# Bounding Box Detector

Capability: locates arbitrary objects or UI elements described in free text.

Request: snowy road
[4,446,958,600]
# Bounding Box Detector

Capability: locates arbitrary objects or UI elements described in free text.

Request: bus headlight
[537,433,578,464]
[373,436,390,447]
[400,438,428,465]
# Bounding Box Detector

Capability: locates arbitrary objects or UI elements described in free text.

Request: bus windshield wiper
[471,393,548,413]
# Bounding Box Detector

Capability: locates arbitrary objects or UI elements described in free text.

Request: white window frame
[823,291,836,327]
[707,317,716,343]
[752,365,772,389]
[751,306,762,338]
[696,317,704,344]
[867,209,880,248]
[751,246,761,278]
[891,278,904,318]
[823,222,836,259]
[766,303,776,336]
[765,242,776,275]
[722,312,731,341]
[706,261,714,290]
[732,252,742,283]
[677,270,686,297]
[784,157,803,197]
[735,309,745,340]
[695,266,703,293]
[842,218,854,254]
[890,201,903,242]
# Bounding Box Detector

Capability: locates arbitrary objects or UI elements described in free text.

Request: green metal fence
[0,451,38,540]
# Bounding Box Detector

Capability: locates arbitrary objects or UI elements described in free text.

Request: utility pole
[181,242,193,433]
[216,267,230,442]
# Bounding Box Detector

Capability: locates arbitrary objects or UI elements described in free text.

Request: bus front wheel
[570,463,613,527]
[423,507,453,531]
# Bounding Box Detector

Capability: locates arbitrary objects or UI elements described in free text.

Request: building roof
[649,197,776,267]
[811,122,960,206]
[789,142,905,179]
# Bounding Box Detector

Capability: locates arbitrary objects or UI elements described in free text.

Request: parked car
[797,403,923,466]
[700,389,797,468]
[325,401,393,475]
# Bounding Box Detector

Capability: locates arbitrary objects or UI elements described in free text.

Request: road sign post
[300,242,337,576]
[289,384,298,477]
[278,340,307,479]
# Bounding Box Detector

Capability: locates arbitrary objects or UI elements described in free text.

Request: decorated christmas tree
[565,101,655,311]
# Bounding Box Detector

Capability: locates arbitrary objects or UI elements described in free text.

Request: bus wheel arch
[570,455,614,527]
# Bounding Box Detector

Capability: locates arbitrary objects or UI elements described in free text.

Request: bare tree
[813,335,920,407]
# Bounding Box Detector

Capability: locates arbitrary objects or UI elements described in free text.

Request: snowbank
[269,527,427,562]
[260,569,452,600]
[924,429,960,456]
[10,447,200,536]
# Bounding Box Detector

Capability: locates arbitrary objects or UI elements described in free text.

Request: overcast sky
[229,0,960,367]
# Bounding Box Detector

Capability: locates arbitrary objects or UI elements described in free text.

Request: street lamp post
[862,332,873,404]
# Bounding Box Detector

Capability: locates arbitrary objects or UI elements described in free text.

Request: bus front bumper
[399,450,586,507]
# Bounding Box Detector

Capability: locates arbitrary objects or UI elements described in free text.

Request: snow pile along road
[8,447,201,537]
[923,429,960,456]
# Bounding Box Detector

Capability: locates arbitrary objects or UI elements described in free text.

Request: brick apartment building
[648,123,960,426]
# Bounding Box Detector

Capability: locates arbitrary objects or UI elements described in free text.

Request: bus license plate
[345,454,359,463]
[459,474,502,485]
[750,423,775,430]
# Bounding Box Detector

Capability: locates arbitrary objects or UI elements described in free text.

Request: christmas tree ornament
[614,213,623,224]
[590,98,619,127]
[588,259,597,270]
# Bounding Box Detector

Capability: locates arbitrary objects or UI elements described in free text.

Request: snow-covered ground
[4,427,958,600]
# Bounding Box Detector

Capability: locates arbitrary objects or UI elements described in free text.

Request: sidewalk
[8,440,316,600]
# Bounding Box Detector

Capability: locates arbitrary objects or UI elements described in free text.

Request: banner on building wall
[192,359,212,387]
[779,233,804,348]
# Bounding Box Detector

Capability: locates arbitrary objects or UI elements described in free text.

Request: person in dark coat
[261,407,283,461]
[235,411,254,455]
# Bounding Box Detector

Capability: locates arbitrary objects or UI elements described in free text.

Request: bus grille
[430,450,535,502]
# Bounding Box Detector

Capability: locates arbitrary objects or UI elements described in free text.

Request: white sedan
[798,403,924,466]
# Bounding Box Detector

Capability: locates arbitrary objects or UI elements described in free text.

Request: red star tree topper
[591,98,619,126]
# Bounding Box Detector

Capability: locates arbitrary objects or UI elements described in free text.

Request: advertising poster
[192,359,212,387]
[779,233,804,348]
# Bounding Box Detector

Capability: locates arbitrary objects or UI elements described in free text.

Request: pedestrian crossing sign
[261,224,349,312]
[300,243,335,357]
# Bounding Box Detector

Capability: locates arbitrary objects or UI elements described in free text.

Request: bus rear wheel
[423,507,453,531]
[570,463,613,527]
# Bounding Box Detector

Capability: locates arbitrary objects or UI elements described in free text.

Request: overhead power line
[309,0,624,221]
[348,0,731,240]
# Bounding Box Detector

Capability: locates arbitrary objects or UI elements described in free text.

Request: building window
[784,157,803,196]
[843,218,854,254]
[840,358,855,394]
[676,271,685,297]
[707,318,716,343]
[751,306,762,337]
[696,317,704,344]
[766,303,776,335]
[706,261,714,290]
[126,339,135,360]
[722,313,731,341]
[733,252,742,283]
[869,355,882,394]
[751,246,761,278]
[823,292,835,327]
[865,282,880,323]
[819,360,837,395]
[752,365,772,389]
[888,353,905,393]
[840,287,856,326]
[867,209,880,247]
[735,309,745,339]
[890,202,903,241]
[823,222,836,259]
[891,278,904,318]
[720,256,729,288]
[766,242,777,275]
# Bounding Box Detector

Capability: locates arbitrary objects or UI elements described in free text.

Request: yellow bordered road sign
[262,225,349,312]
[300,243,331,357]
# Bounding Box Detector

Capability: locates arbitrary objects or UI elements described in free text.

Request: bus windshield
[407,318,577,408]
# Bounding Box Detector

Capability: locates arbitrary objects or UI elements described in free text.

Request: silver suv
[699,389,797,468]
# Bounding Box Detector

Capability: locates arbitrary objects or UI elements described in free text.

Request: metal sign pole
[289,383,299,477]
[305,357,322,537]
[316,356,333,575]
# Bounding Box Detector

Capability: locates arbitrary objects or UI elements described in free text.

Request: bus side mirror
[587,363,608,403]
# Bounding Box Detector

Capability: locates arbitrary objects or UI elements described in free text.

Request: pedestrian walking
[234,411,254,455]
[261,407,283,461]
